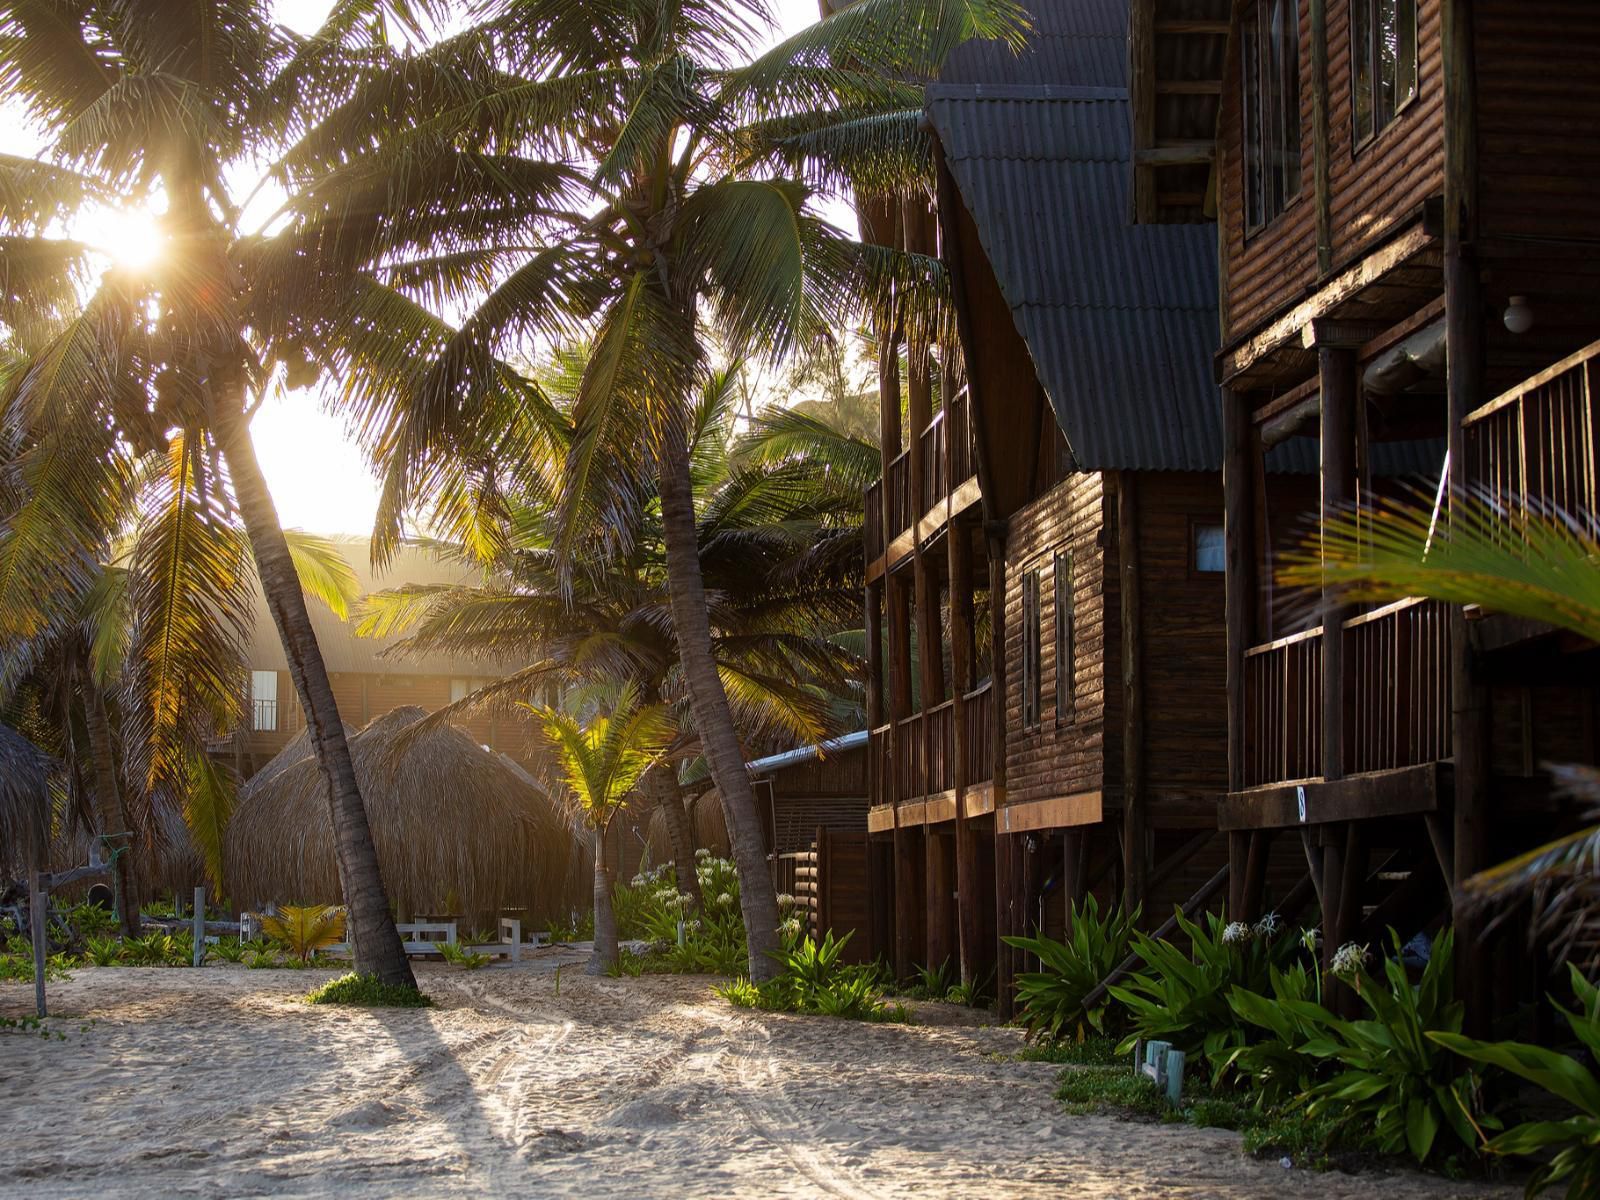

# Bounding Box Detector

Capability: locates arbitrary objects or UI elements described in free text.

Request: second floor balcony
[864,389,977,566]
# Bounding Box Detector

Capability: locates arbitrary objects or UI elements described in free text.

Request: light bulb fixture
[1504,295,1535,335]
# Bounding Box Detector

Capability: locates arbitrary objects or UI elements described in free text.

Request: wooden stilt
[1118,473,1147,915]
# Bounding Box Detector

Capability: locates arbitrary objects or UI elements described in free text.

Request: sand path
[1,954,1515,1198]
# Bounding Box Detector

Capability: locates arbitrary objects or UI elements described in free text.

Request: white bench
[329,918,537,961]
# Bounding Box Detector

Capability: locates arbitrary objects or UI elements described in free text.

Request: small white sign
[1296,785,1308,823]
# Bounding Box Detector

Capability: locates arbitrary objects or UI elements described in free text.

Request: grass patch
[1054,1065,1176,1120]
[1016,1033,1123,1066]
[305,972,433,1008]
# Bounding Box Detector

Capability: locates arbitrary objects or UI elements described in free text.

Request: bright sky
[1,0,845,535]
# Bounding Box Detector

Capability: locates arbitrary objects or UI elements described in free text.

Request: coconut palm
[1281,493,1600,966]
[535,681,675,973]
[0,0,468,987]
[360,364,868,907]
[284,0,1017,973]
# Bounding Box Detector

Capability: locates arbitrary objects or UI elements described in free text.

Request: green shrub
[1005,896,1138,1042]
[1015,1032,1123,1065]
[716,931,909,1023]
[1054,1064,1173,1120]
[211,939,248,964]
[0,937,70,982]
[245,949,279,969]
[1110,909,1296,1081]
[612,855,750,975]
[547,910,595,944]
[945,967,995,1008]
[1297,930,1492,1165]
[903,959,954,1001]
[1214,959,1327,1104]
[306,973,433,1007]
[1432,962,1600,1198]
[438,941,492,970]
[85,936,122,966]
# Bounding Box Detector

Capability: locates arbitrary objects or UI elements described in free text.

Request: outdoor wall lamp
[1504,295,1535,335]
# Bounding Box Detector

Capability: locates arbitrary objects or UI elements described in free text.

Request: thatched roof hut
[0,722,53,876]
[224,706,584,920]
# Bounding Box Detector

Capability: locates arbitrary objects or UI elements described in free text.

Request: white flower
[669,893,694,911]
[685,919,702,934]
[714,892,735,909]
[653,888,676,904]
[630,874,648,888]
[1300,927,1322,954]
[694,848,712,861]
[776,893,796,911]
[1222,921,1253,945]
[1330,942,1369,979]
[1254,912,1282,939]
[780,917,802,938]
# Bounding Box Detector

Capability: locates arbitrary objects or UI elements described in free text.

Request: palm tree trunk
[81,674,139,938]
[656,436,782,980]
[590,824,619,974]
[218,417,416,990]
[643,762,702,909]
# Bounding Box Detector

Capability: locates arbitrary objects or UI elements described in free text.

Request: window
[1021,568,1043,730]
[1351,0,1417,145]
[450,677,470,704]
[1242,0,1302,231]
[250,670,278,732]
[1194,523,1227,574]
[1053,553,1074,719]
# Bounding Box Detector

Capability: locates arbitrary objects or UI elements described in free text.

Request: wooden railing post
[1315,332,1359,782]
[1224,387,1257,796]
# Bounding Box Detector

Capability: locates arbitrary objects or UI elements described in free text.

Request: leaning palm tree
[535,682,675,974]
[1282,492,1600,966]
[286,0,1020,974]
[0,0,469,987]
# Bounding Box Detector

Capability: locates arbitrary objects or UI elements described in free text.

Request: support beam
[1129,0,1156,222]
[926,830,955,973]
[1318,343,1358,781]
[864,580,883,730]
[1119,474,1147,912]
[949,519,983,987]
[893,824,925,980]
[1224,388,1257,793]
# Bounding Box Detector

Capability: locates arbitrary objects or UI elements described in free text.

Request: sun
[76,203,166,270]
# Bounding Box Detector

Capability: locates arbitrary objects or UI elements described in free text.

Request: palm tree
[1281,493,1600,966]
[535,682,675,973]
[0,0,453,987]
[361,365,868,907]
[290,0,1020,975]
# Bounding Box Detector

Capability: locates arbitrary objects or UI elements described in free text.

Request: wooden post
[864,580,883,730]
[948,519,982,986]
[30,874,47,1019]
[1318,343,1358,781]
[1444,0,1489,1032]
[1227,832,1249,919]
[925,829,955,972]
[1242,831,1272,921]
[893,825,924,979]
[1061,829,1085,933]
[192,886,205,967]
[1118,473,1147,913]
[888,575,914,722]
[1129,0,1156,222]
[1224,387,1258,795]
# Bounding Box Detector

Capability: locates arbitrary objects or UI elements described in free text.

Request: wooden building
[1134,0,1600,1001]
[862,0,1242,1009]
[227,538,534,774]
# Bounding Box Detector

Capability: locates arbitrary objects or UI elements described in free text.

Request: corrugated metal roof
[929,86,1223,471]
[941,0,1128,87]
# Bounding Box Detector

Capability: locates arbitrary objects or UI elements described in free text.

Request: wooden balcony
[1465,337,1600,538]
[863,390,980,579]
[1242,598,1451,789]
[866,680,997,809]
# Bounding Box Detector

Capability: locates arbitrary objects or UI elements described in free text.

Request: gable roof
[928,1,1223,472]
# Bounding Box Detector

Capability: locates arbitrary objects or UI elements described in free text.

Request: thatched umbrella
[224,707,583,922]
[0,722,53,878]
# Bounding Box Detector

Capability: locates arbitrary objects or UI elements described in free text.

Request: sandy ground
[1,950,1517,1200]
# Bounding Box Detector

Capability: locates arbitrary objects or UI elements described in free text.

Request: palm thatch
[224,707,584,920]
[643,786,730,867]
[0,722,54,876]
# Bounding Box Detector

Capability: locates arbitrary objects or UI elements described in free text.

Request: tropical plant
[1005,896,1139,1042]
[1214,960,1328,1105]
[945,967,995,1009]
[314,0,1026,979]
[1110,910,1295,1080]
[905,959,954,1001]
[262,906,346,964]
[0,0,424,988]
[306,973,434,1008]
[84,936,122,967]
[438,941,492,970]
[718,930,907,1022]
[210,939,249,965]
[1297,930,1493,1164]
[534,682,675,973]
[1432,963,1600,1198]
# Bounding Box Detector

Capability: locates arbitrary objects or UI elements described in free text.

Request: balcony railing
[1465,337,1600,539]
[964,679,995,786]
[1243,627,1322,788]
[865,478,884,560]
[1242,597,1452,789]
[887,449,912,541]
[1344,598,1451,775]
[949,390,974,487]
[919,409,947,514]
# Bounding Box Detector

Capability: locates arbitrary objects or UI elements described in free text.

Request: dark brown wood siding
[1134,472,1230,809]
[1002,473,1110,808]
[1218,0,1445,341]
